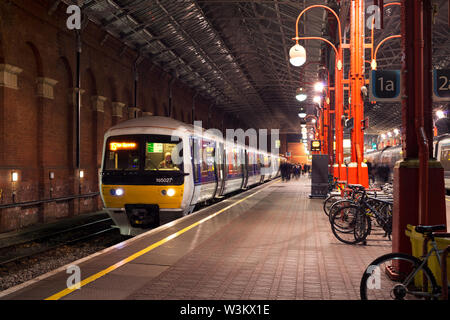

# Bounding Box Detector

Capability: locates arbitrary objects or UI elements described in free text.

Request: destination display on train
[109,142,137,151]
[147,143,164,153]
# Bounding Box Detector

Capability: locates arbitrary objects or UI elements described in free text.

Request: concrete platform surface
[1,177,398,300]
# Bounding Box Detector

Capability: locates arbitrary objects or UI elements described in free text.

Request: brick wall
[0,0,246,232]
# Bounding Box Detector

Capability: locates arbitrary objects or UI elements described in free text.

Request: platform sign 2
[369,70,401,102]
[433,69,450,102]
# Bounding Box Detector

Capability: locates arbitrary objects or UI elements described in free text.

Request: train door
[189,136,202,207]
[216,142,226,196]
[243,149,249,189]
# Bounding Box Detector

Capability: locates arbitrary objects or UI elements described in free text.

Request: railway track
[0,217,117,266]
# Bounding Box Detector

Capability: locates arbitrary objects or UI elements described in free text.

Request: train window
[145,136,183,171]
[440,147,450,171]
[104,139,140,171]
[247,152,254,174]
[201,140,215,178]
[227,147,242,175]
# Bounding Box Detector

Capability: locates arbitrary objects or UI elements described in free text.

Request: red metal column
[349,0,366,185]
[335,48,344,178]
[323,89,330,156]
[393,0,446,255]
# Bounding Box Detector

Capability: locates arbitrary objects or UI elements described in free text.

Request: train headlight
[110,188,124,196]
[167,188,176,197]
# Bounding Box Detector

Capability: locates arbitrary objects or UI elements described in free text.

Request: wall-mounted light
[11,171,19,182]
[49,172,55,180]
[79,170,84,179]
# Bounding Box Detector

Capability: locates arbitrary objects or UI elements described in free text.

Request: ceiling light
[289,44,306,67]
[394,129,400,135]
[371,59,377,70]
[298,112,307,118]
[314,82,324,92]
[295,87,307,102]
[436,110,445,119]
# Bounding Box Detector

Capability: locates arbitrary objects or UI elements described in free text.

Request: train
[362,134,450,190]
[99,116,283,236]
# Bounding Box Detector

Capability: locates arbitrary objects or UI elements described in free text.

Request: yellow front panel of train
[102,185,184,209]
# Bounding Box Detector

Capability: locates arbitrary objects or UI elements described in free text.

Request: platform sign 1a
[369,70,401,102]
[433,69,450,101]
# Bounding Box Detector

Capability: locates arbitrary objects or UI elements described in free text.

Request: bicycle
[329,185,392,245]
[360,224,450,300]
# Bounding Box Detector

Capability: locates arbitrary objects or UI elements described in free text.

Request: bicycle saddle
[347,184,364,190]
[415,225,446,234]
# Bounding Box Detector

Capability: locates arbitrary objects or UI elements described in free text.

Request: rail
[0,192,99,210]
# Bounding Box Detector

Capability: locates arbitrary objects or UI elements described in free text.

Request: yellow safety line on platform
[45,180,279,300]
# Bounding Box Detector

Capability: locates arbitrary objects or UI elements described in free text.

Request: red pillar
[393,0,446,255]
[349,0,366,185]
[323,91,330,157]
[335,49,344,178]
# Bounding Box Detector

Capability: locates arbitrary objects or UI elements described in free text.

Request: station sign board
[433,69,450,101]
[369,70,401,102]
[310,140,321,152]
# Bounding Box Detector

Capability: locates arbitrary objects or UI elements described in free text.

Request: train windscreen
[105,139,140,171]
[104,135,183,172]
[145,137,183,172]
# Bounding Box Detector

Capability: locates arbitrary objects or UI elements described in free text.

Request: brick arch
[25,42,43,77]
[122,86,133,107]
[54,57,75,205]
[84,68,97,96]
[107,76,118,102]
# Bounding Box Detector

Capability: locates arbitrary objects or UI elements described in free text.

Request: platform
[0,177,428,300]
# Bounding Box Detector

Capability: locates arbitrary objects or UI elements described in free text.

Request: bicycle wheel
[360,253,439,300]
[330,205,371,244]
[328,199,354,224]
[323,194,343,216]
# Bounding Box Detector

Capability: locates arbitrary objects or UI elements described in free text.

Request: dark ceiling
[62,0,450,135]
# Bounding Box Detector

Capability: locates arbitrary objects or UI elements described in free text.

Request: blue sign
[433,69,450,102]
[369,70,401,102]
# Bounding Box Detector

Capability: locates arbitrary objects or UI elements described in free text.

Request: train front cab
[100,134,189,236]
